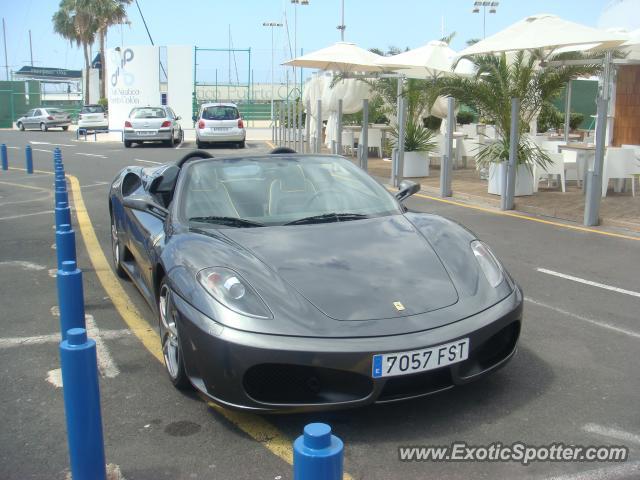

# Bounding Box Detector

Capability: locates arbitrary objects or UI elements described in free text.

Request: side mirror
[175,115,181,121]
[123,196,168,220]
[192,115,197,122]
[395,180,420,203]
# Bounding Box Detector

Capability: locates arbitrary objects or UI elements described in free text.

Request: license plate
[136,130,156,136]
[210,127,230,132]
[372,338,469,378]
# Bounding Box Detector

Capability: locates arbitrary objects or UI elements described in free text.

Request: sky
[2,0,639,84]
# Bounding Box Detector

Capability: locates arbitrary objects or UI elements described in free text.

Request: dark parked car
[109,150,522,413]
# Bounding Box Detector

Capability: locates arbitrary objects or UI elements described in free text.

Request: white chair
[367,128,383,158]
[602,147,637,197]
[540,140,560,154]
[562,149,579,185]
[533,152,566,192]
[341,130,355,156]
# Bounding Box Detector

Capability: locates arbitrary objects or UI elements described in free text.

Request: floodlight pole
[337,0,346,41]
[337,99,343,155]
[263,22,283,123]
[360,99,369,170]
[393,75,406,187]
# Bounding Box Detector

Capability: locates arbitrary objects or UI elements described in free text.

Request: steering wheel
[303,188,348,210]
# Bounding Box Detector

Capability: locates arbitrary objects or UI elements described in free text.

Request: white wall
[167,46,194,128]
[106,45,160,130]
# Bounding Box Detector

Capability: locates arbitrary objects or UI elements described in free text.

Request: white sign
[106,46,160,130]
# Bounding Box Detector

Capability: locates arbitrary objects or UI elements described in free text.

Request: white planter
[488,162,534,196]
[403,151,430,177]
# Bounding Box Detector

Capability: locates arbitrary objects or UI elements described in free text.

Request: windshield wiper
[189,216,265,228]
[284,212,369,226]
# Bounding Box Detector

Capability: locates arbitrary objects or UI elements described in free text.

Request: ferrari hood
[222,215,459,321]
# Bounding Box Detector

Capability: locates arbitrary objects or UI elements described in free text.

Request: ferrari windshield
[180,155,401,226]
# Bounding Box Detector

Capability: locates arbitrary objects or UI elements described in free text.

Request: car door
[25,109,37,128]
[21,110,34,128]
[32,109,43,128]
[126,206,165,300]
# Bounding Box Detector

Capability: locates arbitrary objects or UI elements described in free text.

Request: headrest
[176,150,214,168]
[270,147,296,154]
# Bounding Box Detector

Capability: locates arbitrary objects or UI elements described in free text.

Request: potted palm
[392,119,438,177]
[436,50,601,195]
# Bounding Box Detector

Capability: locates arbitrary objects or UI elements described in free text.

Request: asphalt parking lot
[0,130,639,480]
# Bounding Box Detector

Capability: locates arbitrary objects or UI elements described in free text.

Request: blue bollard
[54,147,62,163]
[55,186,68,206]
[55,176,66,190]
[56,260,86,341]
[293,423,344,480]
[56,224,77,270]
[1,144,7,170]
[25,145,33,174]
[60,328,107,480]
[55,163,64,174]
[55,201,72,228]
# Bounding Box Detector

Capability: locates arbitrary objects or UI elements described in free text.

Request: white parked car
[195,103,246,149]
[123,106,183,148]
[78,104,108,130]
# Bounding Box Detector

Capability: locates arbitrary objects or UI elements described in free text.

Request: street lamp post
[337,0,345,41]
[471,1,499,39]
[263,21,283,123]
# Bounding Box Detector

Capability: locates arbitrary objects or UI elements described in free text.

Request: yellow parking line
[387,186,639,242]
[67,174,353,479]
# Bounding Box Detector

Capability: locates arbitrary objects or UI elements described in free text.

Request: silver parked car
[195,103,246,149]
[123,106,183,148]
[78,104,108,130]
[16,107,71,132]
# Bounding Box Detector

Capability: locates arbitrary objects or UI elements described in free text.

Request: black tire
[110,210,128,279]
[61,126,69,131]
[124,140,132,148]
[17,122,24,131]
[196,140,205,149]
[238,140,246,149]
[158,279,191,390]
[40,123,48,132]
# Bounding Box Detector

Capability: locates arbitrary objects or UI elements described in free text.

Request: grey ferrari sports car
[109,150,522,413]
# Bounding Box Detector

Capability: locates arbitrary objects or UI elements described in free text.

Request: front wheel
[61,126,69,131]
[158,280,191,390]
[17,122,24,131]
[40,123,47,132]
[110,211,128,279]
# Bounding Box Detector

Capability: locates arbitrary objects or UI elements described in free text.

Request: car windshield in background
[81,105,105,114]
[181,155,400,227]
[202,106,239,120]
[131,108,165,119]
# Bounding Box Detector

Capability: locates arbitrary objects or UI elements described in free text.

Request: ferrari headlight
[197,267,272,319]
[471,240,504,288]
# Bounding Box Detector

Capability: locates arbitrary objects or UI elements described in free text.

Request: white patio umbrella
[457,13,626,57]
[377,40,475,78]
[454,13,627,223]
[283,42,384,72]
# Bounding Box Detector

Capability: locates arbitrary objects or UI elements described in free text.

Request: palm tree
[93,0,132,100]
[436,50,601,169]
[53,0,97,103]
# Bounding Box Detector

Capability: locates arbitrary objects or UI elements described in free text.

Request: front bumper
[124,129,173,141]
[196,128,245,143]
[174,287,523,413]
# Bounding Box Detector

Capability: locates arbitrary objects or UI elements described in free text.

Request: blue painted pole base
[25,145,33,174]
[56,261,86,341]
[1,144,7,170]
[293,423,344,480]
[60,328,107,480]
[55,202,72,229]
[56,224,77,270]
